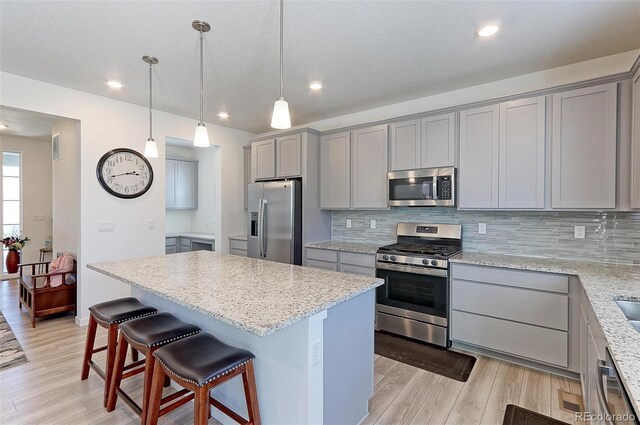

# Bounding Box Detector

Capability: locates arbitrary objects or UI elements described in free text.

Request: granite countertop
[166,232,215,240]
[228,234,247,241]
[305,240,385,255]
[450,252,640,414]
[88,251,383,337]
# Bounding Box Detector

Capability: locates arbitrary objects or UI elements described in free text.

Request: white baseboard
[75,316,89,327]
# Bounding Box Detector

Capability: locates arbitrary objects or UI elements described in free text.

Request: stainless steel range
[375,223,462,347]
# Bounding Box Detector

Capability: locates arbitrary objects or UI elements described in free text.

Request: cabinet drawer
[451,264,568,294]
[306,248,338,262]
[229,248,247,257]
[452,310,568,368]
[229,239,248,251]
[165,237,177,246]
[165,245,177,254]
[339,252,375,268]
[452,280,568,331]
[306,259,338,272]
[339,263,376,277]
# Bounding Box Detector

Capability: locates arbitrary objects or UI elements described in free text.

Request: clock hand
[110,171,141,177]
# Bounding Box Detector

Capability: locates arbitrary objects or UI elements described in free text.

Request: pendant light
[192,20,211,147]
[143,55,159,158]
[271,0,291,129]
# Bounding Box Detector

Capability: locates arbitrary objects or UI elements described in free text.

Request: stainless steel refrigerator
[247,180,302,265]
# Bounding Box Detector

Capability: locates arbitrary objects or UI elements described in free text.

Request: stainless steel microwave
[388,167,456,207]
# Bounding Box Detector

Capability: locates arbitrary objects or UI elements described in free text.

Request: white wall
[0,72,253,325]
[51,119,81,259]
[0,135,54,264]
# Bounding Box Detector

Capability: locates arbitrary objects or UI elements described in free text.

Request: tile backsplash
[332,208,640,264]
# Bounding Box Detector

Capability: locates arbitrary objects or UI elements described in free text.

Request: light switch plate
[478,223,487,234]
[574,226,586,239]
[370,220,376,229]
[147,220,155,230]
[346,219,352,228]
[98,221,115,232]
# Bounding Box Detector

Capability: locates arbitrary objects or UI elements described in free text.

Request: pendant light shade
[193,20,211,147]
[271,0,291,129]
[271,97,291,129]
[142,55,159,158]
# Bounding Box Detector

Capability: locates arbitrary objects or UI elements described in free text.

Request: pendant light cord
[279,0,284,99]
[199,28,204,124]
[149,62,153,140]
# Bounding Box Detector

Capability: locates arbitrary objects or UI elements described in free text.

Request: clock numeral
[125,153,132,161]
[108,160,115,167]
[105,167,112,175]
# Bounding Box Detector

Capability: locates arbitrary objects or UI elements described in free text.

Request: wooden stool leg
[140,349,156,425]
[81,315,98,380]
[106,333,128,412]
[103,324,118,407]
[145,362,166,425]
[195,386,210,425]
[130,346,138,362]
[242,362,261,425]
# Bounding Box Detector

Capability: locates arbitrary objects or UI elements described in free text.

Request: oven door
[375,265,448,327]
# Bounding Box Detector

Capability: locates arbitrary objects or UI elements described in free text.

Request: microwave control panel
[437,176,452,200]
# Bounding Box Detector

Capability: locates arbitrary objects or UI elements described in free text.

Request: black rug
[502,404,570,425]
[374,331,476,382]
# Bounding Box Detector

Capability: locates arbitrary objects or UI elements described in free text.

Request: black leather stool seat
[88,297,157,325]
[119,312,201,348]
[153,333,255,387]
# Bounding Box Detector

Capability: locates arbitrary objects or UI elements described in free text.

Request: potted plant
[2,235,29,274]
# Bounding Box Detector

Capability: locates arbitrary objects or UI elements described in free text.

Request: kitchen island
[88,251,383,425]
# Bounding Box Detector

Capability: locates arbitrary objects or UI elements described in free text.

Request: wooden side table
[38,247,53,273]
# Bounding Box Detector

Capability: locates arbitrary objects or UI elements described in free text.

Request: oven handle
[596,360,615,425]
[376,262,448,277]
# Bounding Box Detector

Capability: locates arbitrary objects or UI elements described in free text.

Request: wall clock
[96,148,154,199]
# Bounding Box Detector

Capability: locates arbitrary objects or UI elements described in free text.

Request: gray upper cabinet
[320,132,351,209]
[243,146,251,210]
[499,96,546,209]
[166,159,198,209]
[459,104,500,208]
[422,113,456,168]
[276,134,302,177]
[389,113,455,171]
[251,139,276,180]
[551,83,617,209]
[389,119,420,171]
[631,70,640,209]
[351,125,389,209]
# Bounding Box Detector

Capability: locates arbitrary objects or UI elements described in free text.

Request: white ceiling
[0,106,56,141]
[1,1,639,135]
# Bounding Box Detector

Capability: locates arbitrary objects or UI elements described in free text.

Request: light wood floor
[0,279,582,424]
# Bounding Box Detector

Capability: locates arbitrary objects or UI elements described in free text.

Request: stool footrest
[121,365,146,380]
[211,396,249,425]
[122,359,146,371]
[115,387,142,416]
[91,345,107,354]
[88,360,106,380]
[159,391,194,417]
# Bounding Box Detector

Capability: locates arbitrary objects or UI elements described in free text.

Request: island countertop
[88,251,383,337]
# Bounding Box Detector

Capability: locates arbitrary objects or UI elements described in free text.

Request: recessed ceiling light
[477,25,500,37]
[309,82,323,90]
[0,124,8,129]
[217,112,230,119]
[107,80,124,89]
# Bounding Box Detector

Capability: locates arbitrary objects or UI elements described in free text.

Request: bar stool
[81,297,158,407]
[146,333,260,425]
[106,312,201,424]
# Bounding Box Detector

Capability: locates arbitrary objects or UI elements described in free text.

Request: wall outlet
[574,226,586,239]
[370,220,376,229]
[311,340,322,365]
[98,221,115,232]
[478,223,487,234]
[346,219,352,228]
[147,220,155,230]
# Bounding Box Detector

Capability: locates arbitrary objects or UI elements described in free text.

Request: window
[3,152,22,273]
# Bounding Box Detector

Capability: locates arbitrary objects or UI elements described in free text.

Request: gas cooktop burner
[378,243,461,257]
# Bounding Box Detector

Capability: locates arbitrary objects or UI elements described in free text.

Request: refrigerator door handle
[257,198,264,258]
[260,199,267,257]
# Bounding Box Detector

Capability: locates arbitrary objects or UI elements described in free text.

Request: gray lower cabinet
[165,237,177,254]
[305,248,375,277]
[451,263,571,369]
[165,236,214,254]
[166,159,198,210]
[229,237,248,256]
[551,83,617,209]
